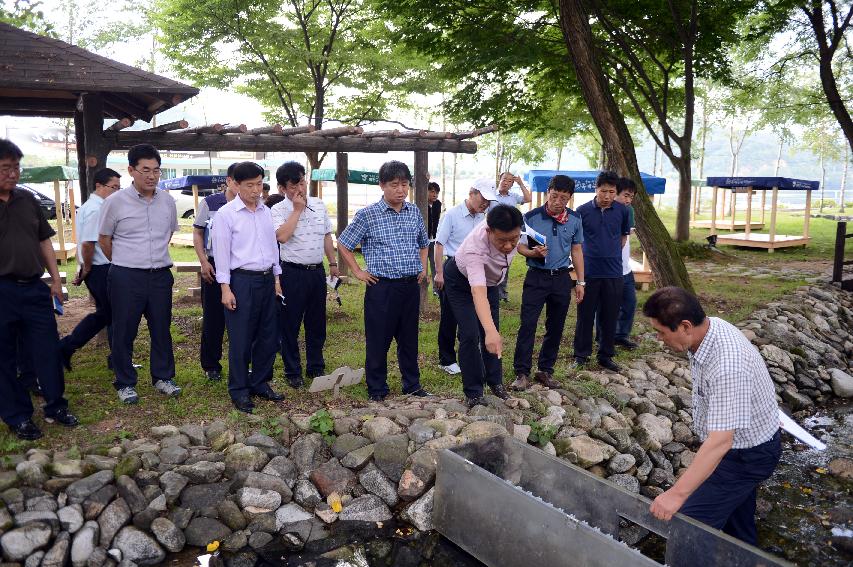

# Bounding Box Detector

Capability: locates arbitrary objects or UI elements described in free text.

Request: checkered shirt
[687,317,779,449]
[337,199,428,278]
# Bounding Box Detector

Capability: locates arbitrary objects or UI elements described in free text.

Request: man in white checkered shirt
[643,286,781,546]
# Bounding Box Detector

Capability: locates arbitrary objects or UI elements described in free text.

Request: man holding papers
[643,286,780,546]
[512,175,585,391]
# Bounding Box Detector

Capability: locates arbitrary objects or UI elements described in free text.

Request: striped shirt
[337,199,428,278]
[688,317,780,449]
[270,195,332,265]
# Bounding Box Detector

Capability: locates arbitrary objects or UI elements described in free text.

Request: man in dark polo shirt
[572,171,630,372]
[99,144,181,405]
[0,139,78,440]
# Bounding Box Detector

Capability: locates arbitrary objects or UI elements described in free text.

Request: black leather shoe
[369,394,387,402]
[232,397,255,414]
[466,396,487,408]
[44,408,79,427]
[252,385,285,401]
[615,338,639,350]
[407,388,433,398]
[598,358,622,372]
[205,370,222,381]
[288,377,304,388]
[11,419,43,440]
[489,383,510,400]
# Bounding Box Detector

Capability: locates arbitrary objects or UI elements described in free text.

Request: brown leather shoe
[534,371,561,389]
[510,374,530,391]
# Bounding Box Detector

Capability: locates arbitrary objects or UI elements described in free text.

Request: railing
[832,221,853,290]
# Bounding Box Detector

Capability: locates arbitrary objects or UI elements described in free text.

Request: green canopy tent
[311,168,379,185]
[20,166,79,263]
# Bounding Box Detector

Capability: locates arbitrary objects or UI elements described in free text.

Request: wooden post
[769,187,779,251]
[761,189,766,224]
[74,110,88,202]
[414,151,429,313]
[744,188,753,237]
[710,187,718,236]
[804,188,812,239]
[731,190,738,230]
[68,182,77,241]
[79,94,108,201]
[192,184,199,216]
[720,190,727,221]
[53,180,66,256]
[833,222,846,283]
[336,152,349,277]
[690,186,697,222]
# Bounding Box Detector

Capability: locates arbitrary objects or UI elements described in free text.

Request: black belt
[378,276,419,283]
[282,261,324,271]
[116,265,172,273]
[232,267,275,276]
[529,266,570,276]
[0,274,41,284]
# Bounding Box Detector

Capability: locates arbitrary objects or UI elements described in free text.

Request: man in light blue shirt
[433,180,496,374]
[59,168,121,370]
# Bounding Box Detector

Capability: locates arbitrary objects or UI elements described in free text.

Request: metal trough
[433,436,792,567]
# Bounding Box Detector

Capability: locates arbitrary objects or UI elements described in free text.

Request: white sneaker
[440,363,461,375]
[154,379,182,397]
[117,386,139,405]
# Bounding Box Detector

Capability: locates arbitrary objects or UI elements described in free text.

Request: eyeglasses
[0,165,22,177]
[132,167,162,177]
[106,184,121,191]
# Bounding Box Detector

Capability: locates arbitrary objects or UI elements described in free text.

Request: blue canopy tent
[158,175,228,216]
[702,176,819,252]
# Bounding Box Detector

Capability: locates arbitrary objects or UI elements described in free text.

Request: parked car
[17,184,56,219]
[171,187,217,219]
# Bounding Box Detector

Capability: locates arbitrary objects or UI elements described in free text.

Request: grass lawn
[0,211,837,454]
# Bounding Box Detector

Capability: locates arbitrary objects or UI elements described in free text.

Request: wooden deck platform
[170,233,195,248]
[715,232,811,251]
[571,258,654,290]
[53,242,76,264]
[690,219,765,231]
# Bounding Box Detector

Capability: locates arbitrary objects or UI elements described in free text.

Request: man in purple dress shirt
[212,162,284,413]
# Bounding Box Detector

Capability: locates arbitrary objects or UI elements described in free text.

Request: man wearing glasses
[59,168,122,370]
[98,144,182,405]
[511,175,585,391]
[0,139,78,440]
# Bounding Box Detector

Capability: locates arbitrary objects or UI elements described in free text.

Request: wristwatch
[577,280,586,286]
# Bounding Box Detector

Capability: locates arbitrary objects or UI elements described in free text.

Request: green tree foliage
[0,0,54,35]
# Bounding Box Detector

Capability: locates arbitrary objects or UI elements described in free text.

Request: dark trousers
[224,272,278,400]
[427,242,436,284]
[595,272,637,342]
[279,264,326,380]
[514,268,574,376]
[200,257,225,372]
[61,263,112,358]
[437,258,458,366]
[573,276,623,361]
[0,279,68,426]
[444,259,502,398]
[108,266,175,388]
[16,330,37,389]
[680,430,781,545]
[363,277,422,397]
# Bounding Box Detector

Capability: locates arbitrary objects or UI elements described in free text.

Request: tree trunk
[557,0,693,292]
[306,151,321,197]
[673,155,692,241]
[819,151,826,212]
[696,105,708,215]
[556,141,564,170]
[774,137,784,176]
[840,144,848,213]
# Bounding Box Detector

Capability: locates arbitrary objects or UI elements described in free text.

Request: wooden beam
[106,131,479,154]
[336,152,349,277]
[414,151,429,313]
[80,93,108,202]
[247,125,283,135]
[219,124,247,134]
[359,130,400,138]
[174,124,223,134]
[306,126,363,137]
[74,109,88,202]
[105,118,134,132]
[143,120,188,133]
[278,125,315,136]
[420,131,453,140]
[397,130,427,138]
[710,187,718,236]
[452,125,499,140]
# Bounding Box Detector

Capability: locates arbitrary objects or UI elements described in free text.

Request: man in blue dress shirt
[338,161,432,402]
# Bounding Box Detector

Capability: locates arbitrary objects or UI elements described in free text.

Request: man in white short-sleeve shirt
[271,161,339,388]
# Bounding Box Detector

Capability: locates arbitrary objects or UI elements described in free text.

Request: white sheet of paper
[524,223,547,247]
[779,409,827,451]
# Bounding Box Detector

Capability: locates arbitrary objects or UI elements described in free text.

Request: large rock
[82,485,116,520]
[1,522,52,561]
[70,521,99,567]
[224,445,270,477]
[337,495,392,523]
[829,369,853,398]
[828,457,853,480]
[116,475,147,514]
[358,465,398,507]
[760,344,795,374]
[16,461,47,487]
[184,517,232,547]
[331,434,371,459]
[292,480,322,509]
[459,421,508,441]
[179,482,231,511]
[274,503,313,530]
[113,526,166,565]
[608,474,640,494]
[309,459,357,497]
[40,531,71,567]
[400,487,434,532]
[150,517,185,553]
[175,461,226,484]
[158,471,189,504]
[245,433,287,458]
[230,471,293,503]
[373,434,409,482]
[781,389,814,411]
[362,417,402,442]
[217,500,248,531]
[67,471,114,503]
[340,444,375,470]
[51,459,85,478]
[57,504,84,534]
[397,469,428,501]
[563,436,617,468]
[607,454,636,475]
[237,487,282,511]
[261,456,298,488]
[633,413,673,451]
[98,497,131,547]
